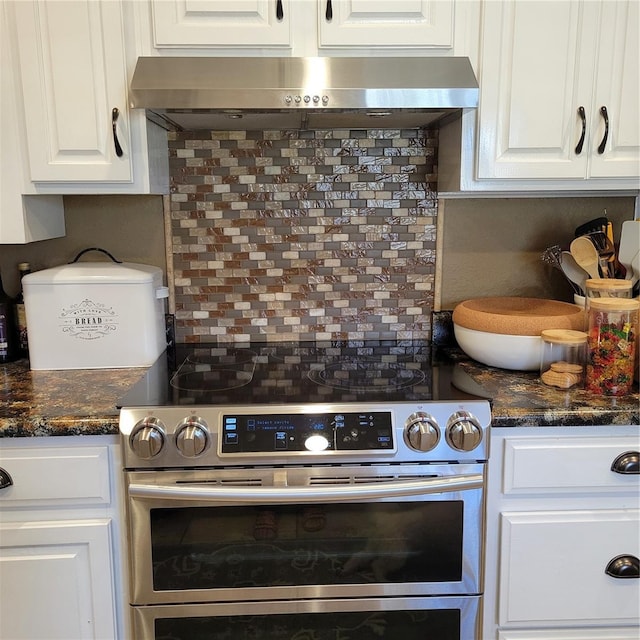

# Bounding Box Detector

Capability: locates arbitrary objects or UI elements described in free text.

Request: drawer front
[502,436,640,495]
[0,446,111,508]
[499,509,640,627]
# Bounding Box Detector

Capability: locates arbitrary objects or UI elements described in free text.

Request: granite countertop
[0,354,638,438]
[0,358,147,437]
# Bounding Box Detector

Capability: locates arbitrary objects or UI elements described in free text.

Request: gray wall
[0,195,166,296]
[437,196,636,309]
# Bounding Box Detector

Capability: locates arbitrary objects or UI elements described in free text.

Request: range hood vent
[130,56,479,131]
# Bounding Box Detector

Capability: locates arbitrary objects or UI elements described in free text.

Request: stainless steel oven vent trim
[129,56,479,130]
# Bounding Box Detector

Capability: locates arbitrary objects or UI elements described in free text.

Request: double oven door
[125,462,485,640]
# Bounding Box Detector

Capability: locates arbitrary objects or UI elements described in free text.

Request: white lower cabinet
[0,519,116,640]
[484,427,640,640]
[0,436,128,640]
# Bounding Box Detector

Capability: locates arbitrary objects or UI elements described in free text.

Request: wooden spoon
[570,236,601,280]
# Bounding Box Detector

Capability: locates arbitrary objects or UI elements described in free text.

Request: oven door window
[150,501,463,591]
[133,597,481,640]
[156,608,459,640]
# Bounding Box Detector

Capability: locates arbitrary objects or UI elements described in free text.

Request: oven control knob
[176,418,209,457]
[446,411,483,452]
[130,418,165,459]
[404,412,440,452]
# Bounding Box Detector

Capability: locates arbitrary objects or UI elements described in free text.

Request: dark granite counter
[459,360,639,428]
[0,353,638,438]
[0,358,147,437]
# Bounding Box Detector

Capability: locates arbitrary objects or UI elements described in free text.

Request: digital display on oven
[220,412,394,454]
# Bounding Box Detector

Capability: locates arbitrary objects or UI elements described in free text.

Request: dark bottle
[0,270,19,363]
[14,262,31,357]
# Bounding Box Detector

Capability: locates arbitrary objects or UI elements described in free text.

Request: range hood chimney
[130,56,478,130]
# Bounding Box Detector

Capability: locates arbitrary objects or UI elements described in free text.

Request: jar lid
[588,297,640,311]
[540,329,588,344]
[585,278,633,292]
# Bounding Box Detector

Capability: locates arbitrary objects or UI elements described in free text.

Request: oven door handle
[128,474,483,503]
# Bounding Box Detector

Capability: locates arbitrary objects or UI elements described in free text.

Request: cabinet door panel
[318,0,453,48]
[0,519,117,640]
[14,0,132,183]
[477,0,595,180]
[499,510,640,627]
[589,0,640,178]
[151,0,291,47]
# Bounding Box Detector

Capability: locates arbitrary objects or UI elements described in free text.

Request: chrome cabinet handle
[0,467,13,490]
[605,555,639,579]
[597,105,609,154]
[129,474,483,504]
[276,0,283,20]
[575,106,586,154]
[112,107,123,157]
[611,451,639,474]
[326,0,333,21]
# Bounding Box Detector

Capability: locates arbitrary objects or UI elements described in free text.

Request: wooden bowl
[452,297,585,336]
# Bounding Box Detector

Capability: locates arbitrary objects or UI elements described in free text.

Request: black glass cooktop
[117,341,491,408]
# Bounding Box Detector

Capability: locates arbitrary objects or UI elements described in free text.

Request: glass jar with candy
[585,297,639,396]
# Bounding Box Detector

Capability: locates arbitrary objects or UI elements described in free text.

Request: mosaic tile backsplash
[168,128,438,344]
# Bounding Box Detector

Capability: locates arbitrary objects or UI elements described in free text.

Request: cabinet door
[150,0,292,48]
[318,0,454,48]
[499,510,640,627]
[12,0,133,183]
[0,519,117,640]
[0,2,64,242]
[477,0,596,180]
[588,0,640,178]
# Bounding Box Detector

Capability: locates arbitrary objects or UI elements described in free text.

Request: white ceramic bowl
[454,324,542,371]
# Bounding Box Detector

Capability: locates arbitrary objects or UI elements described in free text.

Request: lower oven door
[126,463,485,604]
[133,596,481,640]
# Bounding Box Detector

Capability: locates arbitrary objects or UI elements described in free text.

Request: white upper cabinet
[476,0,639,186]
[588,0,640,179]
[14,0,133,182]
[0,2,64,243]
[318,0,453,49]
[8,0,168,194]
[150,0,292,48]
[144,0,455,54]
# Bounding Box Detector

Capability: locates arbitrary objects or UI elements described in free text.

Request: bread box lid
[23,261,160,286]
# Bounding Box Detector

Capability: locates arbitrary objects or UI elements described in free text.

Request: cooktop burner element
[308,361,426,391]
[170,348,258,392]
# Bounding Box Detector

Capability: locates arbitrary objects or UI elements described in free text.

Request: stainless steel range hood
[130,56,478,130]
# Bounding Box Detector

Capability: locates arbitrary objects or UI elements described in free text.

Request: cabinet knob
[326,0,333,21]
[605,555,639,579]
[276,0,283,21]
[611,451,639,474]
[0,467,13,490]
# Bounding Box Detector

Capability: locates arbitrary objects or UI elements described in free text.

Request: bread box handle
[69,247,122,264]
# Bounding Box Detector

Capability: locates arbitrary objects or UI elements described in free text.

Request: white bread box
[23,259,169,370]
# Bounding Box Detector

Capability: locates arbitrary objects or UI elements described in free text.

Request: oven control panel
[119,401,491,469]
[220,411,393,454]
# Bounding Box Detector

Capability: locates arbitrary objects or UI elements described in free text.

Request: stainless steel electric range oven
[118,341,492,640]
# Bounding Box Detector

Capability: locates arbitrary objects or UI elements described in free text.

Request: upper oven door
[126,463,485,605]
